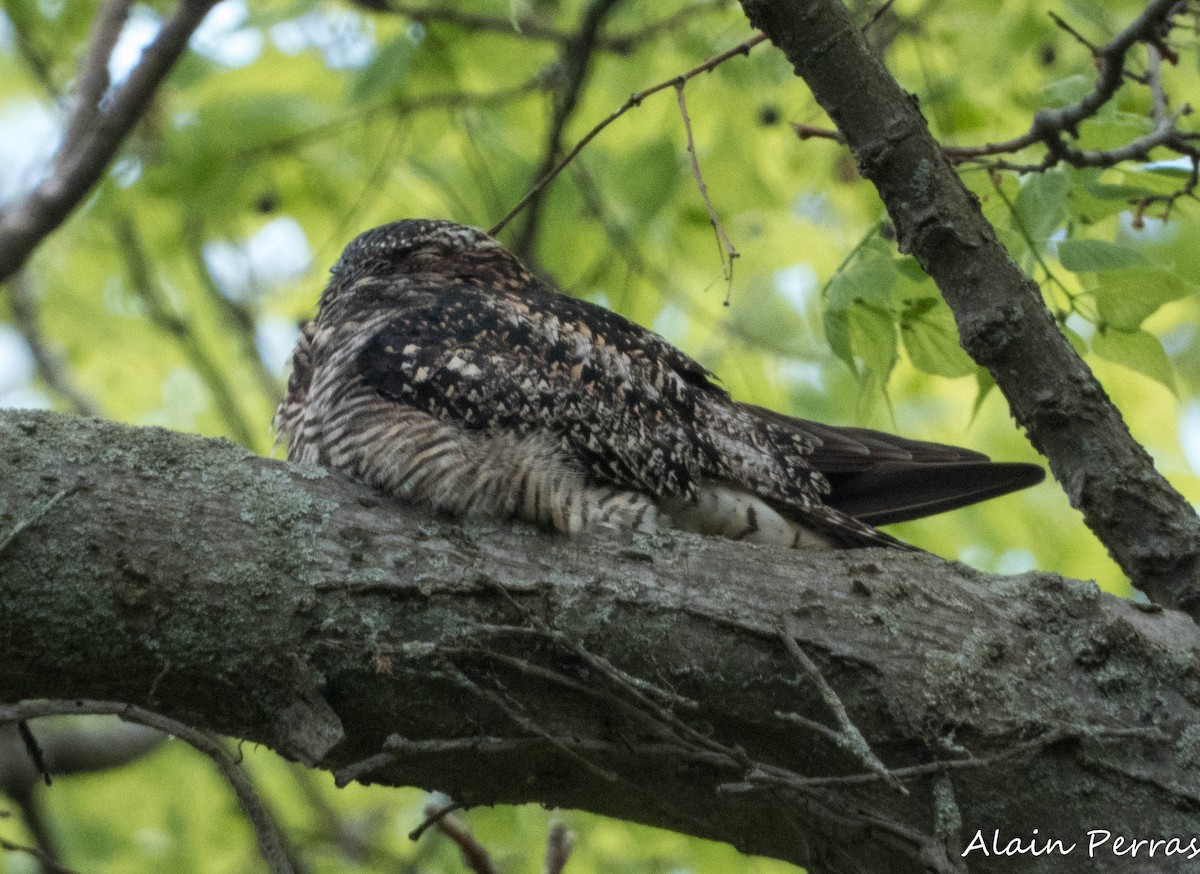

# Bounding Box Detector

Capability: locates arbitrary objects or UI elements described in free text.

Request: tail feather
[739,403,1045,529]
[823,460,1045,526]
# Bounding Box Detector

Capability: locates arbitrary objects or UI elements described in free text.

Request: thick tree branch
[0,0,218,284]
[738,0,1200,615]
[3,410,1200,873]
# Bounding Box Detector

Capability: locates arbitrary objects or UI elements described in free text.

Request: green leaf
[1091,328,1176,394]
[1091,269,1194,330]
[894,256,930,284]
[900,298,974,377]
[1013,170,1070,255]
[1084,182,1157,200]
[826,254,896,309]
[850,303,898,385]
[1061,322,1089,357]
[610,136,681,222]
[823,306,855,372]
[1057,239,1146,272]
[971,368,996,422]
[823,255,897,371]
[351,32,417,103]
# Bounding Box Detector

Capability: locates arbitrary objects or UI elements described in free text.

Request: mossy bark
[3,410,1200,873]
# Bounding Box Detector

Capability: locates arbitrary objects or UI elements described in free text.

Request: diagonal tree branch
[3,409,1200,874]
[59,0,134,158]
[0,0,219,284]
[4,272,101,417]
[737,0,1200,616]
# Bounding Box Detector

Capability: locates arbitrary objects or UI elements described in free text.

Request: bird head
[318,219,531,313]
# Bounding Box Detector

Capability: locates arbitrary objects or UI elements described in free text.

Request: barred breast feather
[274,219,1043,549]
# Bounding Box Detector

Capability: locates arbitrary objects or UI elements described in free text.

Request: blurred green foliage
[1,0,1199,870]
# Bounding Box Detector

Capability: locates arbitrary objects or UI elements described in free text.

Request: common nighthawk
[274,219,1043,549]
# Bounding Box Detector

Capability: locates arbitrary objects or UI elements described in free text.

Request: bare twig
[181,213,284,402]
[791,122,846,144]
[0,837,79,874]
[490,33,768,236]
[0,700,297,874]
[113,214,260,449]
[543,822,574,874]
[726,724,1164,793]
[0,488,74,558]
[409,800,465,840]
[776,627,905,794]
[675,83,738,290]
[15,722,51,787]
[3,6,60,99]
[5,273,101,416]
[1148,43,1170,125]
[793,0,1198,197]
[511,0,625,262]
[1046,10,1100,55]
[369,1,726,54]
[863,0,899,33]
[442,662,620,784]
[426,807,498,874]
[59,0,134,157]
[0,0,219,283]
[242,77,549,159]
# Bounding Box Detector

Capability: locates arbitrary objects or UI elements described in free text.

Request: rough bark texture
[4,410,1200,873]
[736,0,1200,616]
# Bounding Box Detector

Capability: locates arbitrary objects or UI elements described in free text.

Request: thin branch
[3,6,60,99]
[15,722,51,786]
[0,700,296,874]
[181,213,284,402]
[426,807,497,874]
[543,822,574,874]
[1046,10,1100,55]
[113,214,260,450]
[776,627,904,794]
[367,0,727,54]
[791,122,846,144]
[5,273,101,416]
[1147,43,1170,125]
[442,663,621,784]
[511,0,626,262]
[1038,0,1182,136]
[59,0,134,158]
[0,488,74,558]
[0,0,219,284]
[792,0,1197,185]
[0,837,79,874]
[409,801,465,841]
[863,0,899,33]
[675,83,738,290]
[241,77,548,159]
[489,33,767,237]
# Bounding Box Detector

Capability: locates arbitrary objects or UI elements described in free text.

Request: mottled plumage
[275,219,1043,549]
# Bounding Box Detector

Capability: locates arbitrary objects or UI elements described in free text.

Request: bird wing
[352,276,1041,538]
[352,279,733,500]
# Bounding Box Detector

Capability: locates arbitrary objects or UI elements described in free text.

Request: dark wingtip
[824,460,1046,527]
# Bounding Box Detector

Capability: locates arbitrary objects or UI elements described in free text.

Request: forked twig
[490,33,767,236]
